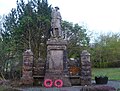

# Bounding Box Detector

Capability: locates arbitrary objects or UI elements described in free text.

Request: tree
[91,32,120,68]
[1,0,91,78]
[0,0,52,79]
[62,21,90,58]
[2,0,52,60]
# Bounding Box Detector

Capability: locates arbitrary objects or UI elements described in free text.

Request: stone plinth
[80,50,91,86]
[21,49,33,85]
[45,38,71,86]
[46,39,67,70]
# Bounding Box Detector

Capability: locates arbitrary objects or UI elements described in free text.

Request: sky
[0,0,120,34]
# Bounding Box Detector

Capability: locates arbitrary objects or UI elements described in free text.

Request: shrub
[107,61,120,68]
[94,61,120,68]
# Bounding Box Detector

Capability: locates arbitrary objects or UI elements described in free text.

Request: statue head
[55,6,59,10]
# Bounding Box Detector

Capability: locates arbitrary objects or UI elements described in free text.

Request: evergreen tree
[0,0,52,78]
[3,0,52,61]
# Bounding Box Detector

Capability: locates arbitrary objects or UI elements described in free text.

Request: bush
[107,61,120,68]
[93,61,108,68]
[93,61,120,68]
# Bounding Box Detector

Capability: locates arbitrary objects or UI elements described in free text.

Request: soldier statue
[51,6,62,38]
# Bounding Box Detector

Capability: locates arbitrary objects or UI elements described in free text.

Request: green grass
[0,86,20,91]
[92,68,120,80]
[0,86,6,91]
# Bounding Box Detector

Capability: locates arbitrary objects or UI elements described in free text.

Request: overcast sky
[0,0,120,34]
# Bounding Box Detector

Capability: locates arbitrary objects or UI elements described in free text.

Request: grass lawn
[92,68,120,80]
[0,86,6,91]
[0,86,20,91]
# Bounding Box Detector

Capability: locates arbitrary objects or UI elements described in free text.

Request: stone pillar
[21,49,33,85]
[44,38,71,86]
[80,50,91,86]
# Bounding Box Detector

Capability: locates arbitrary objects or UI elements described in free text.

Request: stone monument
[21,49,33,85]
[80,50,91,86]
[44,7,71,86]
[51,6,62,38]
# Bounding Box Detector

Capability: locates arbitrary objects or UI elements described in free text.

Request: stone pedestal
[80,50,91,86]
[21,49,33,85]
[44,38,71,86]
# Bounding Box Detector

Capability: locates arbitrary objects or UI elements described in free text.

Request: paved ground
[22,87,81,91]
[19,81,120,91]
[93,80,120,89]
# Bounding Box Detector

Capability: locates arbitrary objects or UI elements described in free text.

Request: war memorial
[19,7,116,91]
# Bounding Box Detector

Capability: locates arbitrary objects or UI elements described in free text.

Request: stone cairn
[21,49,33,85]
[80,50,91,86]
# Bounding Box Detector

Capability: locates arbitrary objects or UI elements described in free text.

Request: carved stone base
[21,76,33,85]
[45,38,71,87]
[44,70,71,87]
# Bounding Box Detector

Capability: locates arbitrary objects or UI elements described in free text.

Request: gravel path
[20,81,120,91]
